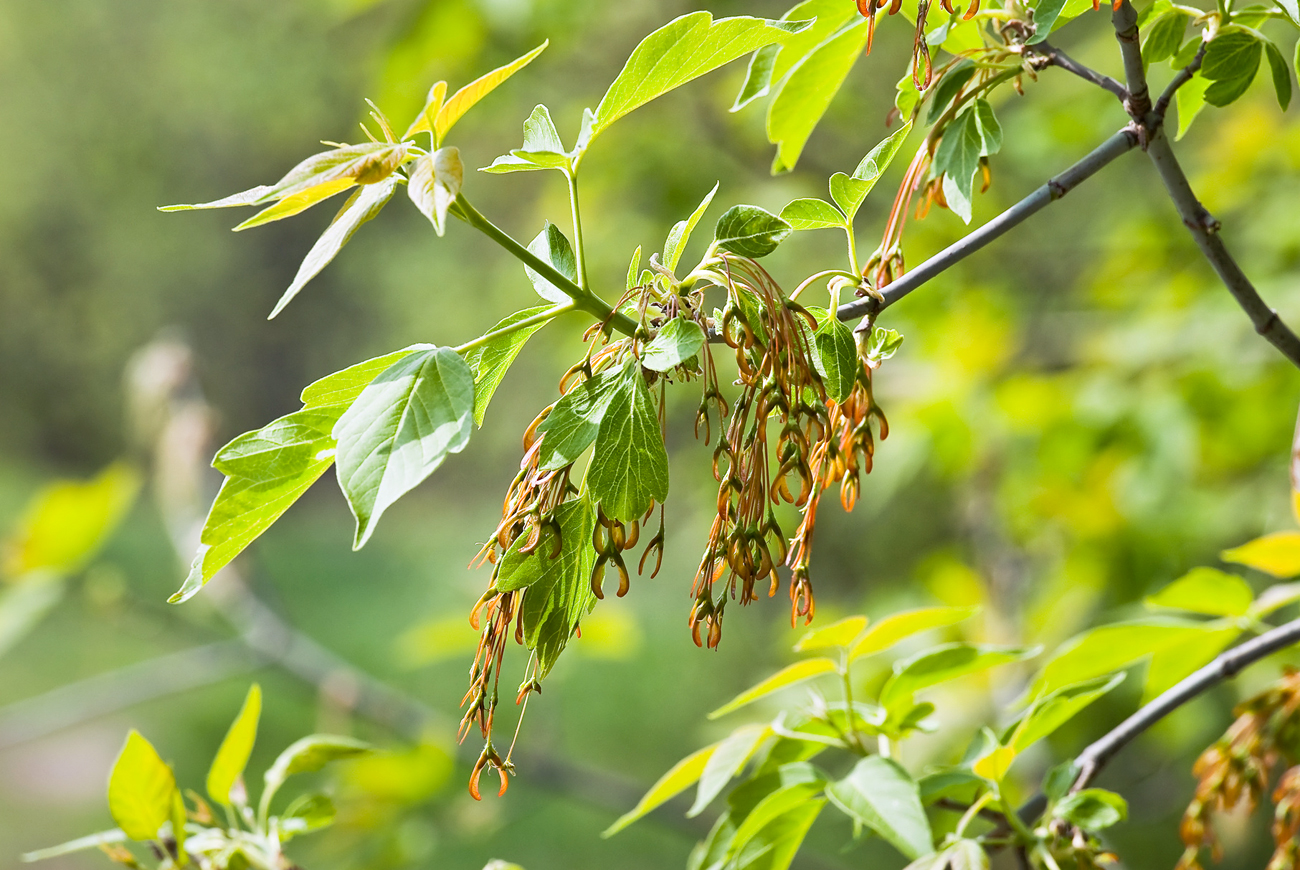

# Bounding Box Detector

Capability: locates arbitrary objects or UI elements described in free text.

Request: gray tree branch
[1028,42,1128,102]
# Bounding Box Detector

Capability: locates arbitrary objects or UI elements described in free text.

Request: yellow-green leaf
[972,745,1017,783]
[108,731,177,841]
[403,80,447,140]
[708,657,838,719]
[206,684,262,806]
[602,742,717,836]
[233,178,356,232]
[847,606,977,662]
[434,42,548,145]
[1222,531,1300,578]
[1145,567,1254,617]
[793,616,867,652]
[4,463,140,580]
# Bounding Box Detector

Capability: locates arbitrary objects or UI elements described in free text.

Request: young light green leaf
[588,14,809,150]
[280,793,337,838]
[643,318,706,372]
[813,314,859,404]
[407,147,463,237]
[333,348,475,549]
[4,462,140,579]
[794,615,868,652]
[1175,73,1211,139]
[1143,623,1240,701]
[1223,531,1300,577]
[234,178,356,232]
[482,104,571,174]
[524,222,579,304]
[1054,789,1127,831]
[207,684,262,807]
[264,735,373,798]
[108,731,177,841]
[21,829,129,863]
[880,644,1036,712]
[865,326,905,365]
[603,742,719,836]
[1145,566,1254,617]
[1141,12,1187,64]
[1028,0,1073,43]
[732,43,781,111]
[709,657,839,719]
[537,366,626,470]
[825,756,933,860]
[587,364,670,522]
[728,783,826,870]
[173,408,339,603]
[1251,581,1300,616]
[766,18,870,174]
[434,42,549,144]
[848,606,977,661]
[0,580,64,660]
[1009,674,1124,752]
[1202,30,1262,106]
[779,198,845,231]
[626,246,642,292]
[830,121,914,221]
[463,306,553,425]
[1264,39,1293,110]
[300,346,431,410]
[1277,0,1300,25]
[401,80,446,140]
[664,183,719,271]
[1029,618,1217,698]
[715,205,791,258]
[268,175,399,319]
[689,724,770,817]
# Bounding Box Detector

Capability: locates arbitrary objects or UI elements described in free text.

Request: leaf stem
[453,302,576,355]
[956,792,994,837]
[567,173,590,291]
[452,194,639,337]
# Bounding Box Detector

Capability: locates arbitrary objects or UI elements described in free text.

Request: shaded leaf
[1029,0,1072,43]
[1145,566,1254,617]
[848,606,977,661]
[108,731,176,841]
[1202,30,1262,106]
[434,42,549,144]
[264,735,373,796]
[811,311,859,404]
[333,348,475,549]
[1009,674,1124,752]
[689,724,770,817]
[1251,581,1300,616]
[643,318,706,372]
[665,184,719,272]
[1054,788,1127,831]
[280,793,336,838]
[517,496,600,675]
[537,367,626,470]
[1142,12,1188,64]
[715,205,791,258]
[463,306,553,426]
[709,658,839,719]
[587,363,670,521]
[1265,39,1293,110]
[825,756,933,859]
[525,222,579,304]
[207,684,262,807]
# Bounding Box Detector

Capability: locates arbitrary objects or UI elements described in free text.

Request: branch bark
[1029,42,1128,102]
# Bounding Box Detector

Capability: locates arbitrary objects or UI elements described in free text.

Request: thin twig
[1112,0,1152,120]
[1153,43,1207,117]
[1028,42,1128,102]
[839,128,1139,326]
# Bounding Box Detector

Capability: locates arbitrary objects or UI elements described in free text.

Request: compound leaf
[463,306,553,425]
[587,364,670,522]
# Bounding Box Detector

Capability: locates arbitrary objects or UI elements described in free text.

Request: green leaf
[1175,73,1211,139]
[587,363,670,522]
[643,318,706,372]
[1265,39,1293,110]
[971,745,1017,783]
[537,367,626,470]
[463,306,553,426]
[1043,760,1081,801]
[794,615,868,652]
[300,347,429,409]
[1146,566,1254,617]
[1009,674,1124,752]
[728,785,826,870]
[865,326,905,365]
[927,61,976,124]
[626,246,642,292]
[715,205,792,258]
[173,408,339,603]
[207,684,262,807]
[709,657,839,719]
[482,104,571,174]
[434,42,548,145]
[0,580,63,660]
[813,313,859,404]
[881,644,1036,712]
[825,756,933,859]
[1028,0,1072,43]
[1143,623,1240,701]
[1142,12,1187,64]
[333,348,475,549]
[4,462,140,579]
[516,496,600,675]
[848,606,977,661]
[280,793,337,838]
[525,222,579,304]
[1054,788,1127,831]
[21,829,129,863]
[766,19,870,174]
[401,80,446,141]
[732,43,781,111]
[1223,531,1300,577]
[268,175,399,319]
[1250,581,1300,616]
[1029,618,1217,698]
[779,198,845,231]
[917,770,984,805]
[264,735,373,797]
[689,725,770,817]
[407,147,463,237]
[234,178,356,232]
[108,731,177,841]
[589,13,810,150]
[1277,0,1300,24]
[603,742,718,836]
[665,183,719,272]
[933,100,1000,224]
[830,120,914,221]
[1202,30,1262,106]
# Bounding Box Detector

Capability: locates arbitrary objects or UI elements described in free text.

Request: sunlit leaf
[264,735,373,798]
[1175,74,1211,139]
[587,363,670,522]
[268,175,399,319]
[779,198,845,231]
[401,80,446,140]
[709,658,839,719]
[482,104,570,174]
[207,684,262,806]
[463,306,553,425]
[732,43,780,111]
[234,178,356,232]
[407,147,463,236]
[826,756,933,859]
[434,42,549,144]
[848,606,977,661]
[1144,623,1240,702]
[728,784,826,870]
[108,731,177,841]
[793,615,868,652]
[603,742,718,836]
[1223,531,1300,578]
[21,829,128,863]
[643,318,706,373]
[689,724,770,817]
[537,366,626,470]
[715,205,791,258]
[1029,618,1215,698]
[664,183,719,272]
[1145,567,1254,617]
[1251,581,1300,616]
[300,346,431,410]
[524,222,579,304]
[1009,674,1123,752]
[334,347,474,549]
[971,745,1017,784]
[881,644,1036,712]
[830,120,913,222]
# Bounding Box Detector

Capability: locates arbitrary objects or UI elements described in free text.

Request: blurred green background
[1,0,1299,868]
